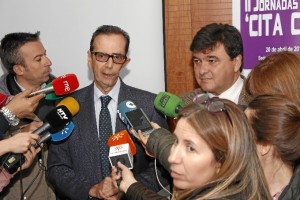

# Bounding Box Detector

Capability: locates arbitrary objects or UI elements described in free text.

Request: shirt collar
[93,77,120,103]
[208,76,244,104]
[14,76,47,92]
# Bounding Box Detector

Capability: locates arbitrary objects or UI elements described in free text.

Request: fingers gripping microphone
[108,130,137,169]
[29,73,79,97]
[3,97,80,174]
[154,92,184,118]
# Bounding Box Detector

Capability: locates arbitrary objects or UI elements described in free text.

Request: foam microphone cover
[50,121,75,142]
[57,96,80,116]
[45,105,73,133]
[108,130,137,155]
[117,100,137,125]
[44,82,63,100]
[0,93,10,108]
[154,92,185,118]
[52,73,79,95]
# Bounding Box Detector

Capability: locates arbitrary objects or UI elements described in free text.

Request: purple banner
[241,0,300,69]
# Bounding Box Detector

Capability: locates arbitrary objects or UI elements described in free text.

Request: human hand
[6,89,45,119]
[5,132,40,154]
[111,162,137,194]
[89,176,120,199]
[20,145,41,170]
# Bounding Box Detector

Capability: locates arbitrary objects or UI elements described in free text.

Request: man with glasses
[47,25,170,200]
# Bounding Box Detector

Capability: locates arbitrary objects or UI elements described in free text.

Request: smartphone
[124,108,154,135]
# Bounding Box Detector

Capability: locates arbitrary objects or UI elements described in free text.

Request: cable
[21,151,46,198]
[19,159,24,200]
[154,158,172,197]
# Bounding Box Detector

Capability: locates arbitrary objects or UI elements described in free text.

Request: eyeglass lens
[93,52,126,64]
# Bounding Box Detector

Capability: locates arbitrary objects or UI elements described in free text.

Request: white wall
[0,0,165,94]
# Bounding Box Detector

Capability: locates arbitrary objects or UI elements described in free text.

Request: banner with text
[241,0,300,69]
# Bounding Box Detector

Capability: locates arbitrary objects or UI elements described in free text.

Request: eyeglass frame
[91,51,127,64]
[193,94,233,125]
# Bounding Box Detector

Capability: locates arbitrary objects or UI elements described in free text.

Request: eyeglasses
[193,94,232,125]
[91,51,127,64]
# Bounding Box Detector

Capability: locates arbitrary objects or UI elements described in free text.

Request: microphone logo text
[57,108,68,120]
[64,81,71,92]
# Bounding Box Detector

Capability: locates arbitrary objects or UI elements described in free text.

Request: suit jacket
[46,80,169,200]
[180,75,251,106]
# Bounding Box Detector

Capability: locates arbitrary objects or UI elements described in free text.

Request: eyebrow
[206,55,218,59]
[33,50,46,60]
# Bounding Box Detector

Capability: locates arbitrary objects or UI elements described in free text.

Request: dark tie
[99,95,112,178]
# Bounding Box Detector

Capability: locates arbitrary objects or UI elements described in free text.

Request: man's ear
[13,64,25,75]
[87,50,92,70]
[233,55,242,72]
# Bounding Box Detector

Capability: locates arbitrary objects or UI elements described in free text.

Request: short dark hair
[0,31,40,74]
[190,23,244,72]
[89,25,130,54]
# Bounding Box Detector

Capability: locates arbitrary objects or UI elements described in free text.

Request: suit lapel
[76,84,102,177]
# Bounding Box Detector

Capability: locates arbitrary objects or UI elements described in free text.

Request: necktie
[98,95,112,178]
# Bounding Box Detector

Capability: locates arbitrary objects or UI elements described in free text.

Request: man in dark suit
[47,25,170,200]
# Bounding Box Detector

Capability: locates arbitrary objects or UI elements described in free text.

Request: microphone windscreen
[108,130,136,155]
[50,121,75,142]
[57,96,80,116]
[45,105,73,133]
[117,100,137,125]
[52,74,79,95]
[0,93,10,108]
[154,92,184,118]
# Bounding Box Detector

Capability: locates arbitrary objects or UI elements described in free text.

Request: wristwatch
[0,106,20,126]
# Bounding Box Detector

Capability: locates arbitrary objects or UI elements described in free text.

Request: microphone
[33,121,75,148]
[154,92,184,118]
[0,93,10,108]
[29,74,79,97]
[2,97,80,174]
[117,101,153,135]
[32,96,79,135]
[44,82,63,100]
[117,100,137,125]
[108,130,136,169]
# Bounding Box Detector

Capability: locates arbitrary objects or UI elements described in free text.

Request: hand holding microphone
[111,162,137,193]
[0,132,40,156]
[2,96,80,173]
[108,130,136,188]
[5,89,45,120]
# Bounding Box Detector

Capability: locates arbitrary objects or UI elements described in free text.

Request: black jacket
[278,164,300,200]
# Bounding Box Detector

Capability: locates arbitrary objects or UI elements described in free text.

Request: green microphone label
[159,95,170,108]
